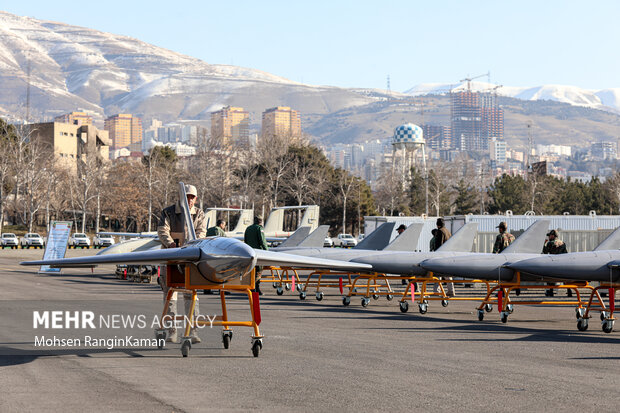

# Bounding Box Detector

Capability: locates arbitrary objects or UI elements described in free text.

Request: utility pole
[357,184,361,236]
[26,58,31,124]
[526,121,533,179]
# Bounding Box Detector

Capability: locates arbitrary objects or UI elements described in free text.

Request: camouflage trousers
[160,265,199,334]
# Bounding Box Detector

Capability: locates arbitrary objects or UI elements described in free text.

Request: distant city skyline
[3,1,619,92]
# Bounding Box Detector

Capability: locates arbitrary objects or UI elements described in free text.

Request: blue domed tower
[392,123,424,150]
[391,123,428,214]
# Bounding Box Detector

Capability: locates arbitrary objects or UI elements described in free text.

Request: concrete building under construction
[450,91,503,152]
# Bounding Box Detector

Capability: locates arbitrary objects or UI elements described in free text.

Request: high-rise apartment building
[450,91,503,152]
[489,137,507,164]
[54,111,93,126]
[451,91,482,151]
[210,106,250,146]
[591,141,617,160]
[422,124,452,150]
[104,114,142,149]
[261,106,301,138]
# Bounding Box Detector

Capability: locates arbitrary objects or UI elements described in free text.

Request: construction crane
[459,72,490,91]
[480,84,503,106]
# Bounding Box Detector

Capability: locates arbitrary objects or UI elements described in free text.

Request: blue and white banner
[39,221,73,273]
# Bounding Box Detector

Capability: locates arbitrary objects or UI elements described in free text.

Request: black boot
[254,282,263,296]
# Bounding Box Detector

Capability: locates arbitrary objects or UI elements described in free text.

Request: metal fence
[364,214,619,253]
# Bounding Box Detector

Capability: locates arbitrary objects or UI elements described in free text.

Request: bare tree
[72,152,104,233]
[193,129,238,209]
[257,134,293,208]
[235,146,262,210]
[22,139,52,232]
[142,147,164,231]
[283,157,314,225]
[427,163,456,216]
[44,165,72,229]
[9,123,35,226]
[102,163,147,231]
[336,168,357,234]
[0,120,17,234]
[374,168,408,216]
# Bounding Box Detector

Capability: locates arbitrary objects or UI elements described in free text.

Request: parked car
[68,233,91,249]
[357,234,365,242]
[332,233,358,248]
[93,233,115,249]
[1,233,19,249]
[323,237,333,248]
[20,233,45,249]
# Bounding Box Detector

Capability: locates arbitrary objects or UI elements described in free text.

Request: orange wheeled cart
[155,264,263,357]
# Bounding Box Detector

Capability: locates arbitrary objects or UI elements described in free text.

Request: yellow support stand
[474,271,605,325]
[156,265,263,357]
[577,283,617,333]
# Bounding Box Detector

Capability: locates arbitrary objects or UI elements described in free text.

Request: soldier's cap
[396,224,407,232]
[184,184,197,197]
[546,229,558,237]
[496,221,507,229]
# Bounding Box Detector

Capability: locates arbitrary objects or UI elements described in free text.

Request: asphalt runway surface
[1,248,619,412]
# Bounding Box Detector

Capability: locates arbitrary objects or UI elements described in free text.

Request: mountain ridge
[0,10,619,149]
[405,81,620,113]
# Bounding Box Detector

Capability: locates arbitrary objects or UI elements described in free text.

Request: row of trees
[2,115,619,237]
[373,154,620,217]
[0,119,376,235]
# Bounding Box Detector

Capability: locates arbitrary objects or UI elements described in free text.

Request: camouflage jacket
[206,226,226,237]
[542,239,568,254]
[157,202,207,247]
[434,227,452,249]
[493,232,515,254]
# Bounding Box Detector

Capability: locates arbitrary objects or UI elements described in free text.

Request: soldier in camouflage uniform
[206,219,227,237]
[433,218,455,296]
[492,222,515,254]
[542,229,568,254]
[157,184,207,343]
[542,229,568,297]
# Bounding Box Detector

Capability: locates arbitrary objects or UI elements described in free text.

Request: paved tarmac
[0,248,619,412]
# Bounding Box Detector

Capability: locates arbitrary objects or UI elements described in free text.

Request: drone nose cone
[420,257,459,275]
[421,255,487,278]
[507,253,601,280]
[231,241,257,266]
[421,254,515,280]
[506,256,554,276]
[196,238,257,283]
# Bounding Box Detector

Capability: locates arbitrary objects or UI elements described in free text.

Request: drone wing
[21,246,201,268]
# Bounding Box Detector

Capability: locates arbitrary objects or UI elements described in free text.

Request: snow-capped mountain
[405,81,620,113]
[0,10,617,147]
[0,11,377,123]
